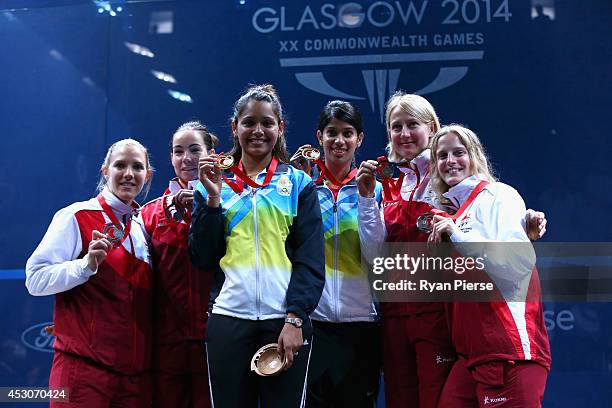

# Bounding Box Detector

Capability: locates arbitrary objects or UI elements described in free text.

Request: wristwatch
[284,316,303,328]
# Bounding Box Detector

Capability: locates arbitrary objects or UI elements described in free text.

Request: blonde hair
[97,138,154,197]
[430,125,495,200]
[385,91,440,162]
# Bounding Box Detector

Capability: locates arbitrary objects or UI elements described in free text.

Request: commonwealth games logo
[251,1,513,121]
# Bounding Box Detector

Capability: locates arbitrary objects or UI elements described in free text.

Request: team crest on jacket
[457,213,473,233]
[276,175,292,196]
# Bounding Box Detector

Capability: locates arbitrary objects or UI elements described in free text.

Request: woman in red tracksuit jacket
[357,92,454,408]
[139,121,217,408]
[429,125,551,408]
[25,139,154,407]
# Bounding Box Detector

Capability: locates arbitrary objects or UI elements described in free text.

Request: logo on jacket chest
[276,175,292,196]
[457,213,473,233]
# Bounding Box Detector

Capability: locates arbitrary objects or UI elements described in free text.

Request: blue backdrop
[0,0,611,406]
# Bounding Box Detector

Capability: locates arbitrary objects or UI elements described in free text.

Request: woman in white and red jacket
[26,139,154,407]
[139,121,217,408]
[357,92,455,408]
[429,125,551,408]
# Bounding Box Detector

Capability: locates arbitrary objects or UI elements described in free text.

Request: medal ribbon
[449,180,489,221]
[314,160,359,188]
[222,156,278,194]
[417,180,489,234]
[376,156,406,202]
[96,194,133,247]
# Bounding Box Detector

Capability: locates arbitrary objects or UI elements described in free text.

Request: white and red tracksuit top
[359,149,443,315]
[25,188,153,375]
[139,179,213,344]
[443,175,551,370]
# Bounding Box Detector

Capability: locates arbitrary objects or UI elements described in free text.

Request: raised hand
[356,160,378,198]
[526,209,547,241]
[198,149,222,206]
[87,230,112,271]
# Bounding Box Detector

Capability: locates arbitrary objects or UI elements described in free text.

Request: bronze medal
[250,343,287,376]
[216,154,235,170]
[301,147,320,161]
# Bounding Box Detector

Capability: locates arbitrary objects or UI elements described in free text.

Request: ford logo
[21,322,55,353]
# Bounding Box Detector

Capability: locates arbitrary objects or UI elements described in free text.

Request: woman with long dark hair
[140,121,218,407]
[293,100,382,407]
[189,84,325,407]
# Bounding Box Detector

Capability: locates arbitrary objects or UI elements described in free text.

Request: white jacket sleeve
[450,185,536,282]
[358,195,387,264]
[25,207,97,296]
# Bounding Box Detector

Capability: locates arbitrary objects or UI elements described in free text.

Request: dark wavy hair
[228,84,289,163]
[317,100,364,135]
[172,120,219,151]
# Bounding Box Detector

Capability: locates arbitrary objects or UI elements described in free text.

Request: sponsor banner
[21,322,55,354]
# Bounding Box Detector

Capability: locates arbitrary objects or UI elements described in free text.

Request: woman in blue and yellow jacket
[189,84,325,408]
[293,100,383,408]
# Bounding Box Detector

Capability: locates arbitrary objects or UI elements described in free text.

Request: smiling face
[102,144,151,204]
[435,132,472,187]
[233,100,283,162]
[388,107,432,162]
[317,117,363,167]
[171,130,208,182]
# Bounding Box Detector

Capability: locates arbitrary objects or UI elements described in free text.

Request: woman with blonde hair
[357,92,454,408]
[429,125,551,407]
[26,139,154,407]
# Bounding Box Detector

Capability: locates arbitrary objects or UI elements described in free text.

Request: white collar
[398,149,430,175]
[442,175,488,208]
[168,178,199,195]
[101,187,140,219]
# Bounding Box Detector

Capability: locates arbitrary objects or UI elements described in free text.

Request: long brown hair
[173,121,218,151]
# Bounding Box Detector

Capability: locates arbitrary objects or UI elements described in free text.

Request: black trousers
[205,314,313,408]
[306,321,381,408]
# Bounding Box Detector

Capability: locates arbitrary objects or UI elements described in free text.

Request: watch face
[286,317,302,327]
